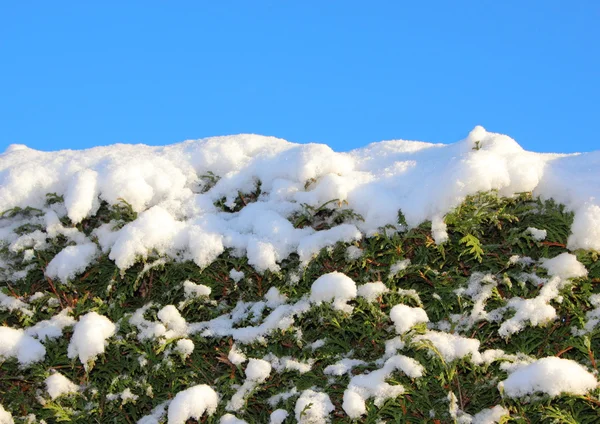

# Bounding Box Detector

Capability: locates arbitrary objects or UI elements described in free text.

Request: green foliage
[1,190,599,423]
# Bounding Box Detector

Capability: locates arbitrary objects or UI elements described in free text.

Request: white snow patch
[229,269,245,283]
[45,372,79,400]
[357,281,389,302]
[0,326,46,365]
[183,280,211,299]
[472,405,510,424]
[526,227,547,241]
[342,354,424,419]
[67,312,116,368]
[539,252,588,279]
[45,242,98,283]
[269,409,289,424]
[0,404,13,424]
[389,259,410,277]
[499,356,598,398]
[174,339,194,359]
[295,389,334,424]
[390,304,429,334]
[167,385,218,424]
[310,271,357,313]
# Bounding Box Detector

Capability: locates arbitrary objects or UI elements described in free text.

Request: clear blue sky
[1,1,598,153]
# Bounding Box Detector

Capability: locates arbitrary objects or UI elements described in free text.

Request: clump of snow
[167,385,218,424]
[245,358,272,382]
[269,409,289,424]
[390,304,429,334]
[472,405,510,424]
[67,312,116,368]
[183,280,211,299]
[414,331,481,363]
[265,354,314,374]
[342,355,424,419]
[431,215,449,244]
[0,292,32,316]
[295,389,334,424]
[357,281,389,302]
[307,339,326,350]
[157,305,188,338]
[220,414,248,424]
[228,343,247,365]
[227,359,272,411]
[389,259,410,278]
[229,269,245,283]
[574,293,600,335]
[539,252,588,279]
[526,227,547,241]
[268,387,298,407]
[345,245,363,260]
[497,274,572,337]
[310,271,357,313]
[0,404,13,424]
[45,242,99,283]
[324,358,366,376]
[45,372,79,400]
[137,401,169,424]
[174,339,194,359]
[0,326,46,365]
[264,286,287,308]
[499,356,597,398]
[25,308,76,341]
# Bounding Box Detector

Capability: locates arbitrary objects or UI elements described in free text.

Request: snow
[45,242,99,283]
[182,280,211,299]
[357,281,389,301]
[157,305,188,338]
[266,354,313,374]
[472,405,509,424]
[389,259,411,277]
[310,271,357,313]
[499,356,598,398]
[390,304,429,334]
[25,308,75,341]
[227,359,271,411]
[137,401,169,424]
[0,292,31,316]
[174,339,194,358]
[220,414,248,424]
[2,127,597,278]
[67,312,116,368]
[229,269,245,283]
[228,344,247,365]
[245,358,272,382]
[264,286,288,308]
[0,404,13,424]
[526,227,547,241]
[414,331,481,363]
[167,385,218,424]
[342,354,424,419]
[0,326,46,365]
[269,409,289,424]
[539,252,588,279]
[295,389,334,424]
[45,373,79,400]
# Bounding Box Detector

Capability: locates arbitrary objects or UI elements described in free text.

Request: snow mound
[167,385,218,424]
[1,127,598,277]
[500,356,598,398]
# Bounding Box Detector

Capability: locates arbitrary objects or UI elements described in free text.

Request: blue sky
[1,1,598,153]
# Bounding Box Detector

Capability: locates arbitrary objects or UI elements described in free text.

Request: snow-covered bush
[1,128,599,423]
